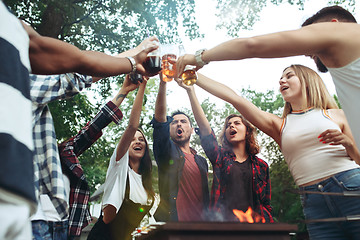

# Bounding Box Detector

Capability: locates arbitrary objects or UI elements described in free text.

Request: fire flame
[233,207,265,223]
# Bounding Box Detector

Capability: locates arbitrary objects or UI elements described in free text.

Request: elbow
[239,37,274,58]
[242,38,262,58]
[127,124,139,132]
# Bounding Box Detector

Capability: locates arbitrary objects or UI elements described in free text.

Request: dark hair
[136,129,155,199]
[302,5,357,26]
[219,114,260,156]
[170,110,193,127]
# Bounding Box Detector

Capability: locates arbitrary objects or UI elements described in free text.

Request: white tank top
[281,108,358,186]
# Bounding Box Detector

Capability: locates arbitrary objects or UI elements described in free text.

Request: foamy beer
[144,41,162,75]
[161,44,178,82]
[181,65,197,86]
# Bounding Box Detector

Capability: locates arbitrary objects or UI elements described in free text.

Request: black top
[223,157,253,221]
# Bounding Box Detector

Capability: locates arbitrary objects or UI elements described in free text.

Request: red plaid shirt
[198,130,273,222]
[58,101,123,237]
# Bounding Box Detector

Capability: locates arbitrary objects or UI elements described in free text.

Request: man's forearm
[24,23,132,76]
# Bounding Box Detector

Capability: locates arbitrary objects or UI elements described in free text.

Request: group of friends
[1,2,360,240]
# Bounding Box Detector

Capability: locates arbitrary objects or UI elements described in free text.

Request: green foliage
[5,0,203,100]
[49,93,96,141]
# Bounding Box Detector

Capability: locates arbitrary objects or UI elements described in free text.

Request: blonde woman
[194,66,360,240]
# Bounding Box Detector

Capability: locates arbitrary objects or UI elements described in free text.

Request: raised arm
[22,22,157,76]
[115,75,147,161]
[174,78,211,136]
[154,74,167,123]
[196,73,283,145]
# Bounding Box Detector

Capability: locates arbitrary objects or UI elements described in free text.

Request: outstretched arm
[115,75,147,161]
[23,22,157,76]
[176,22,358,75]
[196,73,282,145]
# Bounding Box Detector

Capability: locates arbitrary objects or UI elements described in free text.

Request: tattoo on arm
[116,93,127,101]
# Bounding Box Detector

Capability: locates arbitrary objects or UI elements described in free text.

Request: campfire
[233,207,266,223]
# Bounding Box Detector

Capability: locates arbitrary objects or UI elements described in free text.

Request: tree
[4,0,202,195]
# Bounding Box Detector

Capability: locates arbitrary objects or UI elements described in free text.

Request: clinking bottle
[181,65,197,86]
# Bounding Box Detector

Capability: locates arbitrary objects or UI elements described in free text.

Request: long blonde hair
[281,64,338,118]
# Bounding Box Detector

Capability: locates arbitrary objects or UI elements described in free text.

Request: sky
[164,0,359,111]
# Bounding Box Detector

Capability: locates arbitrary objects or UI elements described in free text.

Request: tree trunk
[37,3,64,38]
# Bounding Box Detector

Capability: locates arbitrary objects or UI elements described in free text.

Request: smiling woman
[87,76,155,240]
[192,65,360,239]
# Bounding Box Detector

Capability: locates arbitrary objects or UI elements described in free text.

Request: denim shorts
[299,168,360,240]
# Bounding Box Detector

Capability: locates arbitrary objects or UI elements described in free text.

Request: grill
[135,222,298,240]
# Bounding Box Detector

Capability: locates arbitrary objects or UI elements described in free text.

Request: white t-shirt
[31,175,70,221]
[102,147,148,213]
[328,58,360,151]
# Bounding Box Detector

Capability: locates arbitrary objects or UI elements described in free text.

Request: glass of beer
[143,41,162,75]
[181,65,197,86]
[161,44,178,82]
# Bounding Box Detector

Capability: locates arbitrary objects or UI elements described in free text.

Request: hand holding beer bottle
[177,45,197,85]
[180,65,197,86]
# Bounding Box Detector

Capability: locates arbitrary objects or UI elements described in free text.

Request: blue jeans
[300,168,360,240]
[32,220,68,240]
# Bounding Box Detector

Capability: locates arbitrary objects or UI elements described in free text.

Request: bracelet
[125,56,137,73]
[195,48,209,67]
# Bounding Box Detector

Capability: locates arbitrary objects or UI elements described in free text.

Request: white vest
[281,108,358,186]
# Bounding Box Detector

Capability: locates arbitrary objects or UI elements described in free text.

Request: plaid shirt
[198,130,273,222]
[58,101,123,237]
[30,73,92,219]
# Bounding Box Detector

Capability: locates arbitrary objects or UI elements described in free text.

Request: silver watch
[195,48,209,67]
[126,56,137,73]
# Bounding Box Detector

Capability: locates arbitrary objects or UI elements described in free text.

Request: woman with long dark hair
[88,75,154,240]
[175,77,273,222]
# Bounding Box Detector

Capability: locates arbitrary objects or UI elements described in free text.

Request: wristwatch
[195,48,209,67]
[126,56,137,73]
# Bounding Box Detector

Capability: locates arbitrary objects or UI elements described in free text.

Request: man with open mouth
[151,74,210,222]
